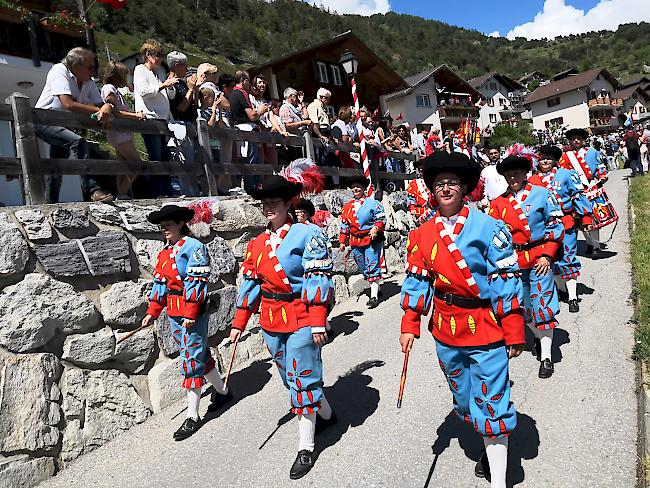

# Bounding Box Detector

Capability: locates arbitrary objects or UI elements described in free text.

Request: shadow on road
[524,327,570,364]
[426,410,539,488]
[328,311,364,343]
[314,360,384,457]
[576,283,595,298]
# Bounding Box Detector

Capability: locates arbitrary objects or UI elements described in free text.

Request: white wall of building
[530,89,590,130]
[382,78,439,130]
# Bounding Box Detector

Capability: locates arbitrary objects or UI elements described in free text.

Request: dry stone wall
[0,190,411,487]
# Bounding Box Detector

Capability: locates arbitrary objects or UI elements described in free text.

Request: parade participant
[530,145,593,313]
[477,145,508,210]
[339,176,387,308]
[489,153,564,378]
[399,151,524,488]
[143,205,231,441]
[294,197,316,224]
[560,128,618,259]
[406,158,436,225]
[229,175,336,480]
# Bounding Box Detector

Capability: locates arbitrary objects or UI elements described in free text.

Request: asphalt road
[41,171,637,488]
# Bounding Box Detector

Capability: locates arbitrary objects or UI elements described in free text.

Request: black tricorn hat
[565,128,589,140]
[249,175,302,200]
[538,145,563,161]
[422,151,481,193]
[497,155,532,175]
[295,198,316,217]
[147,204,194,224]
[346,175,371,189]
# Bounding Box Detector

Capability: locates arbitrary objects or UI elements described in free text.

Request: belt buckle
[443,293,453,306]
[271,292,279,301]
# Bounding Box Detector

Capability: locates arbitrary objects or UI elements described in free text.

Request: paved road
[41,171,637,488]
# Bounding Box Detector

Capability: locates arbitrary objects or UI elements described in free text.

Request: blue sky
[390,0,601,36]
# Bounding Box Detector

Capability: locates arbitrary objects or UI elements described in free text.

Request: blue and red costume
[339,196,386,282]
[529,167,593,280]
[233,221,333,415]
[401,205,525,437]
[147,236,214,389]
[406,177,436,225]
[489,183,565,330]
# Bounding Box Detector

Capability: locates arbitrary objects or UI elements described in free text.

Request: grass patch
[630,176,650,362]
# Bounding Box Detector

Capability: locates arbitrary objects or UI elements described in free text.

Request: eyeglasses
[433,179,462,190]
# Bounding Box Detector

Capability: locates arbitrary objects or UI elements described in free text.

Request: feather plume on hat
[279,158,325,196]
[505,143,540,168]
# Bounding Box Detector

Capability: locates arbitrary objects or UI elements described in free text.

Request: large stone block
[215,328,270,374]
[211,200,266,233]
[0,353,61,453]
[113,328,155,374]
[100,280,152,327]
[325,217,340,241]
[62,327,115,367]
[0,455,56,488]
[117,204,159,233]
[60,367,151,463]
[207,236,237,280]
[89,203,122,226]
[348,274,369,296]
[34,241,89,277]
[0,213,29,277]
[229,231,261,259]
[331,247,359,274]
[51,207,90,230]
[324,191,344,215]
[14,208,52,240]
[79,231,131,276]
[387,190,409,211]
[147,357,184,413]
[384,245,405,273]
[332,274,350,304]
[0,274,101,353]
[395,209,413,232]
[135,239,165,273]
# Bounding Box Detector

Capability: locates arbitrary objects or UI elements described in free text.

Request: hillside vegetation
[81,0,650,80]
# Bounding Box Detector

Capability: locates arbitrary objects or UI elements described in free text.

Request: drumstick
[223,334,241,388]
[116,322,150,344]
[397,348,411,409]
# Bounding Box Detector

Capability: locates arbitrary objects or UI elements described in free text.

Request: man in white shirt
[478,145,508,209]
[34,47,115,202]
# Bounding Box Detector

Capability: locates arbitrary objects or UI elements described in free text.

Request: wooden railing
[0,93,418,205]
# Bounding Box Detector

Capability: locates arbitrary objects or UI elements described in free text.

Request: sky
[304,0,650,39]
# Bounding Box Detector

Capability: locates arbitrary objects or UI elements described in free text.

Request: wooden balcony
[437,105,480,119]
[588,96,623,109]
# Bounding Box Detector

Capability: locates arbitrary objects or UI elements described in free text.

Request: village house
[468,72,529,133]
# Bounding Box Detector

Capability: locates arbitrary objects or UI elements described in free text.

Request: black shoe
[586,244,594,255]
[315,412,338,435]
[568,299,579,313]
[539,359,554,379]
[531,338,540,359]
[290,450,315,479]
[474,451,490,479]
[368,297,379,309]
[207,390,233,412]
[173,417,200,441]
[591,248,604,260]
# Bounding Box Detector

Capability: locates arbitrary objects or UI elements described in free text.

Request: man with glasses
[34,47,116,202]
[307,88,332,142]
[280,87,312,135]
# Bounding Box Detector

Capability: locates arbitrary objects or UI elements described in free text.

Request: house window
[331,65,342,86]
[416,94,431,108]
[487,98,494,107]
[489,114,498,123]
[544,116,564,128]
[547,97,561,107]
[317,61,329,83]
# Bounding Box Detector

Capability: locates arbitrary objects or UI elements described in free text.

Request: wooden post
[6,93,46,205]
[196,117,219,196]
[303,131,316,161]
[371,154,382,201]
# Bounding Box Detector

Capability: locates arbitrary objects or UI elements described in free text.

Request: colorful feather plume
[505,143,540,167]
[279,158,325,195]
[311,209,332,228]
[184,197,219,224]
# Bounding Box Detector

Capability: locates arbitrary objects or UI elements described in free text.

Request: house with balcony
[468,72,529,133]
[524,67,622,134]
[613,85,650,123]
[518,71,548,91]
[380,65,483,133]
[0,0,91,205]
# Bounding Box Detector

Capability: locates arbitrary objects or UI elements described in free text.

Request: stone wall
[0,190,411,488]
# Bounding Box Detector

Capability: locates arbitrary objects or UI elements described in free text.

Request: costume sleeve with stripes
[486,220,525,345]
[339,202,350,245]
[232,241,263,331]
[183,242,211,320]
[400,228,434,337]
[301,227,334,332]
[372,199,386,232]
[146,254,168,319]
[540,191,565,260]
[567,170,594,226]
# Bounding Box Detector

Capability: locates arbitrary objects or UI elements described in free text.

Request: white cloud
[506,0,650,40]
[488,30,501,37]
[303,0,390,16]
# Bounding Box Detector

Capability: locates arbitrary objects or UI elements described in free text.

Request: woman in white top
[132,39,178,197]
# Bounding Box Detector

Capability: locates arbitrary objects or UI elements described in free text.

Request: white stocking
[318,395,332,420]
[484,436,508,488]
[298,412,316,452]
[204,368,229,395]
[370,282,379,299]
[566,279,578,301]
[186,387,201,420]
[539,329,553,361]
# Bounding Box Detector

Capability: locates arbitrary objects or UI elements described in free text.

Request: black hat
[346,175,371,189]
[538,145,562,161]
[565,128,589,140]
[147,204,194,224]
[497,155,532,175]
[414,157,425,169]
[422,151,481,193]
[295,198,316,217]
[249,175,302,200]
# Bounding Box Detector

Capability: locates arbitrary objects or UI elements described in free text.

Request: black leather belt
[168,289,183,296]
[513,240,543,251]
[434,289,491,309]
[262,291,301,301]
[351,231,370,238]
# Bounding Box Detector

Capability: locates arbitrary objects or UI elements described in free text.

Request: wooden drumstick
[223,334,241,388]
[116,322,150,345]
[397,348,411,409]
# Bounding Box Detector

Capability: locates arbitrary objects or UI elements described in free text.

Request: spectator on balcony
[101,60,146,199]
[412,127,428,156]
[197,63,219,96]
[133,39,177,197]
[307,88,332,141]
[394,125,413,154]
[217,73,236,127]
[250,75,277,165]
[425,128,441,156]
[166,51,199,122]
[34,46,116,203]
[280,87,312,136]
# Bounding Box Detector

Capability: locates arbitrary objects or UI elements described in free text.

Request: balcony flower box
[0,5,27,23]
[40,18,85,38]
